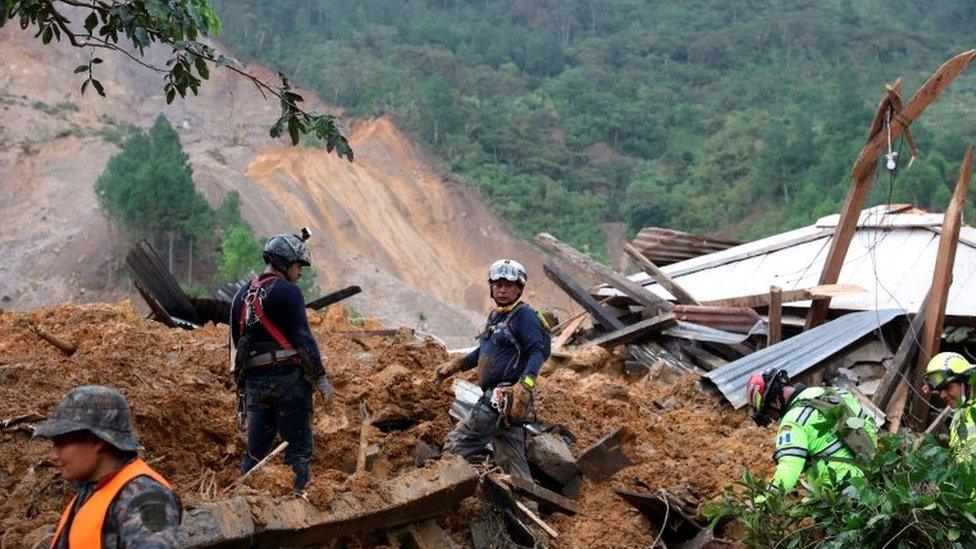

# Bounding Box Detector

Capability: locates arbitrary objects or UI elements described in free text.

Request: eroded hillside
[0,27,569,345]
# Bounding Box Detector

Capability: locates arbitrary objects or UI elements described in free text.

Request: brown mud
[0,303,771,547]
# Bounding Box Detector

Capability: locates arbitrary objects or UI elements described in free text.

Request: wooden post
[908,146,974,428]
[767,286,783,346]
[805,50,976,330]
[622,243,700,305]
[535,233,673,314]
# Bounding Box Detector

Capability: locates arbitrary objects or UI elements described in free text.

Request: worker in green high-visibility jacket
[924,352,976,462]
[746,368,878,496]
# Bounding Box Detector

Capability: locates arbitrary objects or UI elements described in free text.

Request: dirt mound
[0,303,770,546]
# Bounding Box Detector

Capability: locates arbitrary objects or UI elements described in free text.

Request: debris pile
[0,301,771,547]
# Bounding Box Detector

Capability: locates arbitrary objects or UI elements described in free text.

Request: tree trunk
[168,232,174,274]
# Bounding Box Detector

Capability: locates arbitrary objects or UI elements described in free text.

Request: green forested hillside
[211,0,976,254]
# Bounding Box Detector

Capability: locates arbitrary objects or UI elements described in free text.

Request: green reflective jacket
[770,386,878,494]
[949,397,976,462]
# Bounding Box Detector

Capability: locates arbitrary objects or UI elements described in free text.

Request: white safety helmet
[488,259,527,285]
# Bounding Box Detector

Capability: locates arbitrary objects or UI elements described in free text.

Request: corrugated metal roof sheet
[597,206,976,318]
[704,309,906,409]
[632,227,739,266]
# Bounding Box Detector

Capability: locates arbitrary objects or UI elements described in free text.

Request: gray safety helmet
[34,385,141,452]
[263,232,311,270]
[488,259,527,285]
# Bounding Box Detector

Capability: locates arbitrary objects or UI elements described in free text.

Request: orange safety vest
[51,459,172,549]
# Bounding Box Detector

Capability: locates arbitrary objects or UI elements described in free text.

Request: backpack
[798,388,876,465]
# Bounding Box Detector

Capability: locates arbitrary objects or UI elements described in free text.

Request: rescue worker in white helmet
[746,368,877,498]
[923,352,976,461]
[435,259,551,479]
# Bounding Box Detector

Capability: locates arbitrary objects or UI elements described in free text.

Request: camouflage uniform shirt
[54,460,181,549]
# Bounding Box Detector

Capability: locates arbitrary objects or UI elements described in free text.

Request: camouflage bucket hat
[34,385,140,452]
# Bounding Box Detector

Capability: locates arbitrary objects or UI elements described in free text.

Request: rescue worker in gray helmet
[436,259,551,479]
[230,228,336,494]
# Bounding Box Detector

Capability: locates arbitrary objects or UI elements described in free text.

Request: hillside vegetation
[212,0,976,253]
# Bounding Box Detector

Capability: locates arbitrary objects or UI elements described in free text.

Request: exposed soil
[0,303,771,547]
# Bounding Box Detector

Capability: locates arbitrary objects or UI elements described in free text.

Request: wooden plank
[702,284,865,308]
[504,475,579,515]
[872,306,926,409]
[552,313,586,351]
[679,345,727,372]
[536,233,673,313]
[767,286,783,346]
[623,243,700,305]
[909,145,974,427]
[806,50,976,330]
[672,305,761,334]
[543,263,624,331]
[306,285,362,310]
[886,380,910,434]
[583,313,677,349]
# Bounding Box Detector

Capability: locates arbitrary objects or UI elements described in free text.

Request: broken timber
[805,50,976,329]
[180,456,479,548]
[502,475,579,515]
[29,325,77,356]
[702,284,865,309]
[306,285,362,311]
[536,233,673,314]
[623,243,700,305]
[583,313,677,349]
[767,286,783,346]
[872,303,926,411]
[543,263,624,331]
[909,145,974,427]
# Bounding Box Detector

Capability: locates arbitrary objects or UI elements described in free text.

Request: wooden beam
[702,284,866,309]
[622,243,700,305]
[503,475,579,515]
[679,345,727,372]
[543,263,624,331]
[552,314,587,351]
[536,233,673,313]
[805,50,976,330]
[583,313,677,349]
[909,145,974,427]
[872,305,926,409]
[767,286,783,346]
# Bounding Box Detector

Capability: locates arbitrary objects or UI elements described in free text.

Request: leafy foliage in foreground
[705,435,976,548]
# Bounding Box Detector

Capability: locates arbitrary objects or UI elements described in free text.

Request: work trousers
[241,364,314,491]
[444,399,532,480]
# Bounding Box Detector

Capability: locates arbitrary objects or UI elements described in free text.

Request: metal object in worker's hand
[449,379,483,423]
[306,285,362,311]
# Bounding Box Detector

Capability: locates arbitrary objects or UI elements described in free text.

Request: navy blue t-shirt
[460,303,551,391]
[230,271,326,378]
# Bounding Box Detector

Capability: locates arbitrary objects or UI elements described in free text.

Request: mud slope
[0,26,568,345]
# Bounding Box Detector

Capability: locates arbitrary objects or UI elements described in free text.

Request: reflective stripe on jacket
[770,387,877,494]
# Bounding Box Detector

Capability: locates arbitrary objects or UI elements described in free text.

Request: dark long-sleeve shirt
[230,271,326,378]
[460,302,551,391]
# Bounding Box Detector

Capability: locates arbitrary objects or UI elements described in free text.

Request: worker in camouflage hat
[34,385,182,548]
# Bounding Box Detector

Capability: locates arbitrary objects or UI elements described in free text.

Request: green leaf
[81,79,90,96]
[91,79,105,97]
[133,26,149,47]
[287,116,301,145]
[193,55,209,79]
[84,11,99,33]
[948,529,961,541]
[74,64,89,74]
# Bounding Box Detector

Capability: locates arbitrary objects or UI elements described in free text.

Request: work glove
[509,376,535,423]
[316,376,336,407]
[434,358,462,381]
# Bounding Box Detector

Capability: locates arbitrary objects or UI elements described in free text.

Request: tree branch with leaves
[1,0,353,160]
